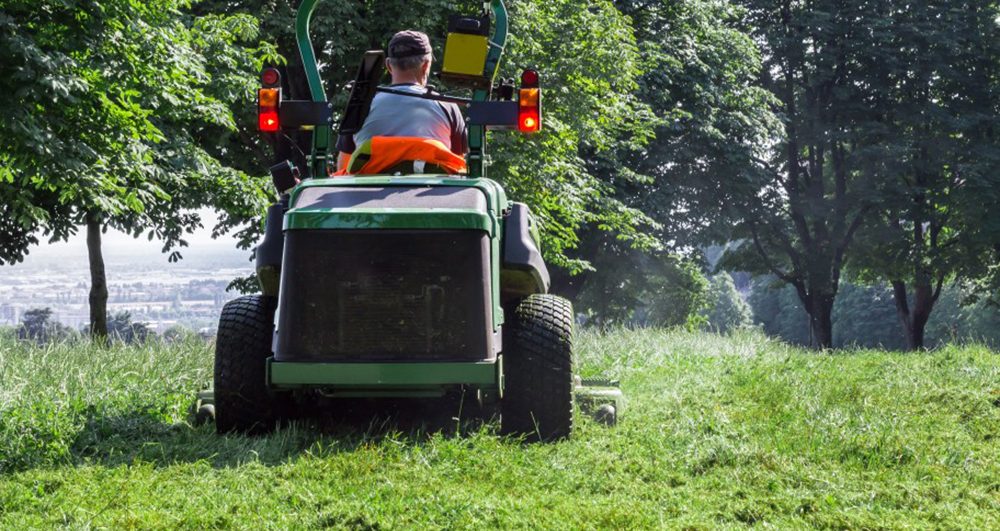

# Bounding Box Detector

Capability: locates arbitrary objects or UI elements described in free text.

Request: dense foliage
[749,275,1000,349]
[0,0,277,336]
[0,0,274,263]
[2,0,998,342]
[575,246,709,328]
[532,0,781,314]
[701,272,752,333]
[845,0,1000,349]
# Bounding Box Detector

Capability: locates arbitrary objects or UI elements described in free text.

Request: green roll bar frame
[295,0,330,178]
[294,0,508,179]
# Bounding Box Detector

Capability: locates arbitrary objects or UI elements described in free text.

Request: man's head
[387,30,432,85]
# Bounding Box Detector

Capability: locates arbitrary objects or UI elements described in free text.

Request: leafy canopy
[0,0,277,264]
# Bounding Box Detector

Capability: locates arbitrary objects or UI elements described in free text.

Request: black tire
[214,295,285,434]
[501,294,575,441]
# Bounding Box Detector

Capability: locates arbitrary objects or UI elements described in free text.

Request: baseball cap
[388,30,432,58]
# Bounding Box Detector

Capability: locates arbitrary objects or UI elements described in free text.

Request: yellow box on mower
[443,33,489,76]
[440,14,491,89]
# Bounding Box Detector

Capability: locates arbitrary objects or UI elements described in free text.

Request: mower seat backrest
[346,139,374,173]
[344,137,466,176]
[348,141,447,175]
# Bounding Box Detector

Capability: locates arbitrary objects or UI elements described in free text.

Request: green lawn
[1,329,998,529]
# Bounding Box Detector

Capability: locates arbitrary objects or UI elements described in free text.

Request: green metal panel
[284,208,492,233]
[268,358,499,387]
[296,0,330,178]
[467,0,508,179]
[320,389,449,398]
[484,0,509,85]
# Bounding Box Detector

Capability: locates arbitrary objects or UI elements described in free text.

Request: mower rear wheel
[501,294,575,441]
[214,294,286,435]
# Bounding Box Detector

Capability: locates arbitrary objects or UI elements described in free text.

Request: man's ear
[385,58,393,75]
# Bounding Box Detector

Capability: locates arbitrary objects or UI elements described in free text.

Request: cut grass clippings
[1,329,999,529]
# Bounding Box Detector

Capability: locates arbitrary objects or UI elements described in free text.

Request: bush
[162,324,200,344]
[80,311,157,345]
[701,273,752,333]
[576,250,709,328]
[15,308,77,345]
[107,311,155,345]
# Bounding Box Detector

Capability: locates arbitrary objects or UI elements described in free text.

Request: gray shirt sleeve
[443,102,468,155]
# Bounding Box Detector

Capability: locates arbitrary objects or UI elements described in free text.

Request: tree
[615,0,780,251]
[846,0,1000,350]
[0,1,275,339]
[707,0,889,349]
[574,237,709,328]
[551,0,780,309]
[748,276,1000,350]
[747,276,810,346]
[701,273,752,334]
[16,308,76,345]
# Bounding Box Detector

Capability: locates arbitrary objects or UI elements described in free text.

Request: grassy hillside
[1,329,998,529]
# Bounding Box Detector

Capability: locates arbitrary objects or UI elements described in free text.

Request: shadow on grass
[65,397,496,470]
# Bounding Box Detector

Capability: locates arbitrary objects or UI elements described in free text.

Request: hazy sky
[3,209,247,269]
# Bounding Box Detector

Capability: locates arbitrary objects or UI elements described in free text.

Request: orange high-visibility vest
[334,136,467,176]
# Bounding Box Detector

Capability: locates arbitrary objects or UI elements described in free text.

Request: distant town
[0,242,252,336]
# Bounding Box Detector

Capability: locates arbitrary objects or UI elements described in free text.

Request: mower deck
[192,377,623,427]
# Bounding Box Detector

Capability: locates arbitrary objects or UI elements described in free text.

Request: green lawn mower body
[264,175,543,396]
[205,0,621,440]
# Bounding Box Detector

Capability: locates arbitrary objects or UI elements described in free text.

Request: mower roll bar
[375,86,473,105]
[277,93,518,130]
[293,0,509,178]
[366,87,519,128]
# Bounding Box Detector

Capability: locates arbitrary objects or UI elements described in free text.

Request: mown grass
[1,328,999,529]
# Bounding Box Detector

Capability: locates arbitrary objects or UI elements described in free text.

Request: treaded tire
[501,294,575,441]
[214,295,284,435]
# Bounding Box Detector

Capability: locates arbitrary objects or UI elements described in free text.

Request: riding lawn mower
[194,0,623,441]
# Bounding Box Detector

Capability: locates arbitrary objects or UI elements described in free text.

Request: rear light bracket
[467,101,518,129]
[278,100,334,129]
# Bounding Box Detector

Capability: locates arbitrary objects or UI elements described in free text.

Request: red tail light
[258,88,280,132]
[261,67,281,87]
[518,107,540,133]
[518,69,541,133]
[258,109,280,132]
[521,69,539,87]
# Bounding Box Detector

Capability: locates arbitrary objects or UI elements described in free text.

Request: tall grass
[1,330,998,528]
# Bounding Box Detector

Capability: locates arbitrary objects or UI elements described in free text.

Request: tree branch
[750,221,799,286]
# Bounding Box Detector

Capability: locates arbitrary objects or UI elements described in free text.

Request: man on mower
[335,30,468,174]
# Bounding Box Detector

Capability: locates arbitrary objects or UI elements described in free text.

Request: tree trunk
[807,293,834,349]
[86,213,108,341]
[891,277,940,351]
